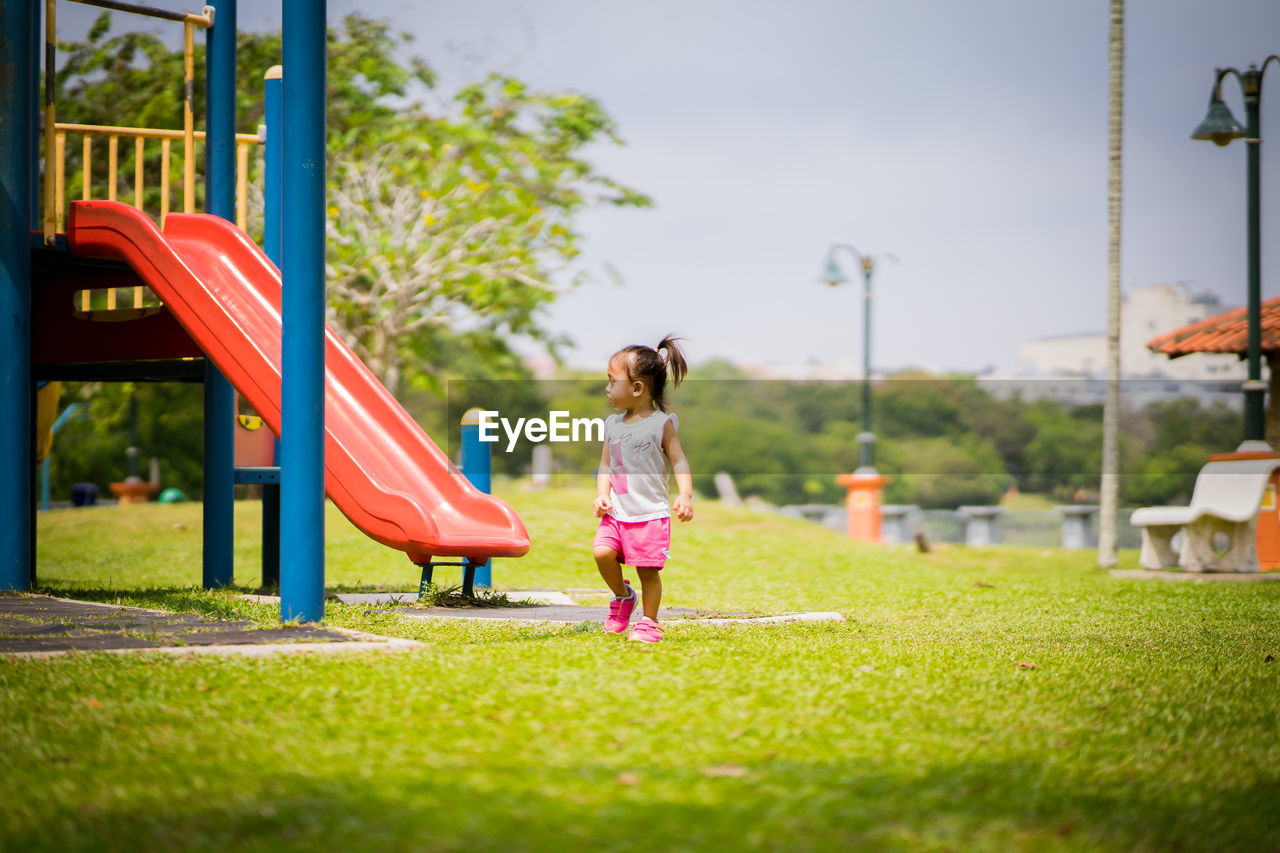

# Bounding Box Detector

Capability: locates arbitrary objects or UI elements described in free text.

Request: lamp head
[1191,97,1246,146]
[819,256,848,287]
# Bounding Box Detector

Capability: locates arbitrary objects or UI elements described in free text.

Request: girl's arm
[663,419,693,522]
[593,442,612,518]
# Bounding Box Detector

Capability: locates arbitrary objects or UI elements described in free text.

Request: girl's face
[605,359,640,410]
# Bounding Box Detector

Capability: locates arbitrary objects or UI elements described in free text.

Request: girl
[593,335,693,643]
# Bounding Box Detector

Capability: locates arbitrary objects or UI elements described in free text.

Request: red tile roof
[1147,295,1280,357]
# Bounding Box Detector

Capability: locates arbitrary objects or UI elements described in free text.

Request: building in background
[986,283,1246,407]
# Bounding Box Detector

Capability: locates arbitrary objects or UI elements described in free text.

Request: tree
[1125,444,1204,506]
[1024,405,1104,500]
[1119,398,1237,505]
[680,410,821,506]
[326,74,650,395]
[958,392,1038,485]
[879,436,1008,509]
[876,375,966,439]
[1098,0,1124,566]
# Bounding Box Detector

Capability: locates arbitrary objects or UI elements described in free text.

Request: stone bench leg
[1179,516,1260,573]
[1138,525,1181,570]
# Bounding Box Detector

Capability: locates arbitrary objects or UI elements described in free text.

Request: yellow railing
[54,122,259,315]
[51,123,260,234]
[42,0,262,245]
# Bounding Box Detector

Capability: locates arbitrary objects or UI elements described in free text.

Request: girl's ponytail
[657,335,688,388]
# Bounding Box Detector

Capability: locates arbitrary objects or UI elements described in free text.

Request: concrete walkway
[0,593,418,659]
[0,590,844,660]
[1110,569,1280,582]
[389,603,845,625]
[321,591,844,626]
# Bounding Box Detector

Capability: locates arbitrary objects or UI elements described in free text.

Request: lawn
[5,484,1279,851]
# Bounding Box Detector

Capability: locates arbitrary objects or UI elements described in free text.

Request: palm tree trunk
[1098,0,1124,567]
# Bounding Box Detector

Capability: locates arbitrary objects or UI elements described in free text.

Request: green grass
[6,484,1280,851]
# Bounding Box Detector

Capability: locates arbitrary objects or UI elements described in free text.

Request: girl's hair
[611,335,688,412]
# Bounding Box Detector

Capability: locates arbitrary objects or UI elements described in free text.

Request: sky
[61,0,1280,376]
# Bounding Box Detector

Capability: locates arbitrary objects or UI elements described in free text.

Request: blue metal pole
[260,64,283,589]
[0,0,35,592]
[201,0,237,588]
[460,409,493,588]
[281,0,327,623]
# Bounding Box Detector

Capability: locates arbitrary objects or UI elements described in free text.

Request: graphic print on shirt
[604,412,677,522]
[608,432,631,495]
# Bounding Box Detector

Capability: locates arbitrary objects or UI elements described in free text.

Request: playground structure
[0,0,529,621]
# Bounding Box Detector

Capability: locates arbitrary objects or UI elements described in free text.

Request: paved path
[327,591,843,625]
[318,591,843,625]
[392,604,705,622]
[390,605,845,625]
[0,593,411,658]
[1,591,844,658]
[1110,569,1280,582]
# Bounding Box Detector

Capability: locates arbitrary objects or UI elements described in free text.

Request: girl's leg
[635,566,662,620]
[594,547,629,598]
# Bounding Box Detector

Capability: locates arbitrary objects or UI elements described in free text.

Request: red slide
[67,200,530,564]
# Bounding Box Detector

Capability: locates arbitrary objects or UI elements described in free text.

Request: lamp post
[819,244,890,471]
[1191,56,1279,447]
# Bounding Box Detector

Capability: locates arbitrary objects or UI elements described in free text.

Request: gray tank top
[604,411,677,522]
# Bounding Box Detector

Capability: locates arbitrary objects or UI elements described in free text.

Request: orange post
[1255,470,1280,570]
[837,471,892,543]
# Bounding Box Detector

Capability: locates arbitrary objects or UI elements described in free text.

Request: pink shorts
[593,515,671,568]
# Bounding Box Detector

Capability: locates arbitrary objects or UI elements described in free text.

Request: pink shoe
[628,617,664,643]
[603,583,636,634]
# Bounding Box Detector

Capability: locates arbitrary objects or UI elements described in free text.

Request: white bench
[1129,458,1280,572]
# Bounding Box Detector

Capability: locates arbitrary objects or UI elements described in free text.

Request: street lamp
[1191,55,1279,447]
[818,244,892,471]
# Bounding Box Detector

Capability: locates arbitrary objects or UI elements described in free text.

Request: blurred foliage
[44,366,1244,510]
[879,436,1008,509]
[47,382,204,500]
